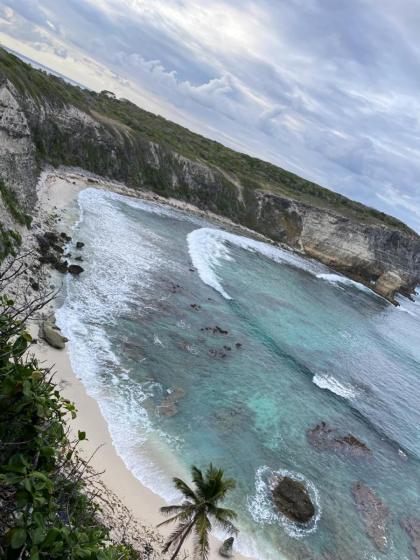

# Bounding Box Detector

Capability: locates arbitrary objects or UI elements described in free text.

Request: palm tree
[158,464,238,560]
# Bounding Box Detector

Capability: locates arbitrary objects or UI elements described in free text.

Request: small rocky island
[271,476,315,523]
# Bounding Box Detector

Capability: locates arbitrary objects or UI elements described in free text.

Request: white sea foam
[312,373,357,399]
[56,187,184,501]
[153,334,164,346]
[316,272,374,295]
[398,306,417,317]
[248,466,322,539]
[187,227,326,299]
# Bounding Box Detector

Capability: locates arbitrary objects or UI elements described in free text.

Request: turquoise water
[57,188,420,560]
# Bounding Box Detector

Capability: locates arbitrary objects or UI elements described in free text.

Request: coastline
[30,169,253,560]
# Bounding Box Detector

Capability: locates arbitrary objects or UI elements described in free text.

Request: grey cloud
[1,0,420,230]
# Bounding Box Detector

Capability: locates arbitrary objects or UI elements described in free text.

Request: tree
[158,464,238,560]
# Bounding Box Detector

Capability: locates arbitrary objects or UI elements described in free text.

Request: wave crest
[313,373,357,399]
[187,227,324,299]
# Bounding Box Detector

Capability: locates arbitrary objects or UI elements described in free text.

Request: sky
[1,0,420,232]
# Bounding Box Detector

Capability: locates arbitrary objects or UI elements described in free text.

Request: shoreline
[30,168,253,560]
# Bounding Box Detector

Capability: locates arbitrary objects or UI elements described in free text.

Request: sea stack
[271,476,315,523]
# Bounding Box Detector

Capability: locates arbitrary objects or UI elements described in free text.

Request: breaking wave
[187,227,325,299]
[55,187,185,502]
[187,228,383,301]
[312,373,357,399]
[316,272,375,295]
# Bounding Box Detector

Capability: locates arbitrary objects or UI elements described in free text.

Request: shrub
[0,260,137,559]
[0,180,32,228]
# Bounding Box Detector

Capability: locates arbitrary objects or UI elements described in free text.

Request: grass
[0,226,21,260]
[0,180,32,228]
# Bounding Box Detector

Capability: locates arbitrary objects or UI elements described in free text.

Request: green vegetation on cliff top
[0,47,416,236]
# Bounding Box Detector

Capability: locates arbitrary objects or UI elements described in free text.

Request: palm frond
[162,520,193,554]
[173,476,198,502]
[157,507,193,528]
[208,505,238,535]
[209,505,238,521]
[212,516,238,536]
[160,503,193,516]
[191,465,207,499]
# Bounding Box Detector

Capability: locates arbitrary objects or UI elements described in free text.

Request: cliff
[0,47,419,302]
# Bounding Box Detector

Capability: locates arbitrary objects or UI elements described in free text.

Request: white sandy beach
[30,169,252,560]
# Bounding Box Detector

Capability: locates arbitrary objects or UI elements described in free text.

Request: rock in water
[352,482,389,551]
[374,271,403,302]
[308,422,371,457]
[272,476,315,523]
[68,264,84,275]
[219,537,234,558]
[40,316,68,349]
[400,518,420,559]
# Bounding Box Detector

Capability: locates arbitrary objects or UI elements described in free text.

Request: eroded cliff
[0,48,419,303]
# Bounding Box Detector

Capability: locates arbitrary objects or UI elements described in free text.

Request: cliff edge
[0,48,419,303]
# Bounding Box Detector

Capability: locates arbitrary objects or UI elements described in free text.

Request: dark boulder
[219,537,234,558]
[68,264,84,275]
[272,476,315,523]
[55,260,69,273]
[76,241,85,249]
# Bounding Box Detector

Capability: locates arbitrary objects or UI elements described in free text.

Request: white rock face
[0,80,37,212]
[375,271,403,301]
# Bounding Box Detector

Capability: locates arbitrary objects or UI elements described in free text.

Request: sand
[30,168,252,560]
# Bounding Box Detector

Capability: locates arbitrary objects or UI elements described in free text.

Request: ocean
[56,187,420,560]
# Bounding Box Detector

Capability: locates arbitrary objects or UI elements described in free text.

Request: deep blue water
[57,188,420,560]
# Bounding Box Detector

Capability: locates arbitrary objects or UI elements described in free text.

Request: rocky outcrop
[219,537,234,558]
[254,191,420,302]
[156,387,186,417]
[68,264,84,275]
[40,315,68,349]
[401,518,420,559]
[374,271,403,301]
[307,422,371,458]
[0,57,419,300]
[0,79,37,213]
[271,476,315,523]
[352,482,389,552]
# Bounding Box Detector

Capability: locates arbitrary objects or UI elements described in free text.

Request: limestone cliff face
[254,192,420,300]
[0,79,37,215]
[0,79,419,302]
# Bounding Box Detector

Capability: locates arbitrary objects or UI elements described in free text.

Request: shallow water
[57,187,420,560]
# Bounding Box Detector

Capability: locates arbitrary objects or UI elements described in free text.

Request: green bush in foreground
[0,289,134,559]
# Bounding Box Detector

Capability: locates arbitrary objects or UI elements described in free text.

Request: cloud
[0,0,419,231]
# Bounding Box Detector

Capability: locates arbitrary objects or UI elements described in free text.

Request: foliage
[0,226,21,261]
[0,46,415,236]
[159,464,238,560]
[0,258,138,559]
[0,180,32,228]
